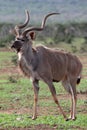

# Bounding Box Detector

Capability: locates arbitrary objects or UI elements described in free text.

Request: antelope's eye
[21,39,25,42]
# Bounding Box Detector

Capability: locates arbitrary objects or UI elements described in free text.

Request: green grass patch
[0,114,87,129]
[77,79,87,92]
[0,51,16,69]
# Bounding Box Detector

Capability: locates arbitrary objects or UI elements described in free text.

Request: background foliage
[0,22,87,53]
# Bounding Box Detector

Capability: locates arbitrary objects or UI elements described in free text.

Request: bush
[0,23,14,47]
[71,45,77,53]
[53,24,65,44]
[0,34,14,47]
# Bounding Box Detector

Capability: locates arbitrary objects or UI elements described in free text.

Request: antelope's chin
[17,48,21,53]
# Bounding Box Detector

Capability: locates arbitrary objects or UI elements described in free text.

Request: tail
[77,76,81,84]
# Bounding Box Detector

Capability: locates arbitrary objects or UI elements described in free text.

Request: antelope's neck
[18,45,34,62]
[18,52,32,78]
[17,48,34,78]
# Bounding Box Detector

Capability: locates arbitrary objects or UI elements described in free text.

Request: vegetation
[0,114,87,129]
[0,23,14,47]
[0,22,87,53]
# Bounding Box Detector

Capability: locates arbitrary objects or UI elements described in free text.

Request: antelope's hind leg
[62,80,77,121]
[45,80,67,120]
[69,83,77,120]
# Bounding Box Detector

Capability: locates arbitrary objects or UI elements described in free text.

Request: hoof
[72,117,77,121]
[65,118,70,121]
[32,116,37,120]
[66,117,72,121]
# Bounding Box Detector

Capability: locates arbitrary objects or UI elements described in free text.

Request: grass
[0,51,15,69]
[0,49,87,129]
[0,78,62,110]
[0,77,87,129]
[0,114,87,129]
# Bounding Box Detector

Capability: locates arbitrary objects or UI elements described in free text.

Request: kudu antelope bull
[11,10,82,121]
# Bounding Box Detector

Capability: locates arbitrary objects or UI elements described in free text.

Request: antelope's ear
[29,32,36,40]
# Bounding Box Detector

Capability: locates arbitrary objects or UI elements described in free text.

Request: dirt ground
[9,125,86,130]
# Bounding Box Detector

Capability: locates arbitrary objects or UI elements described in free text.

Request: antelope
[11,10,82,121]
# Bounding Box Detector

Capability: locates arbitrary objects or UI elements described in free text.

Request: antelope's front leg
[32,79,39,120]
